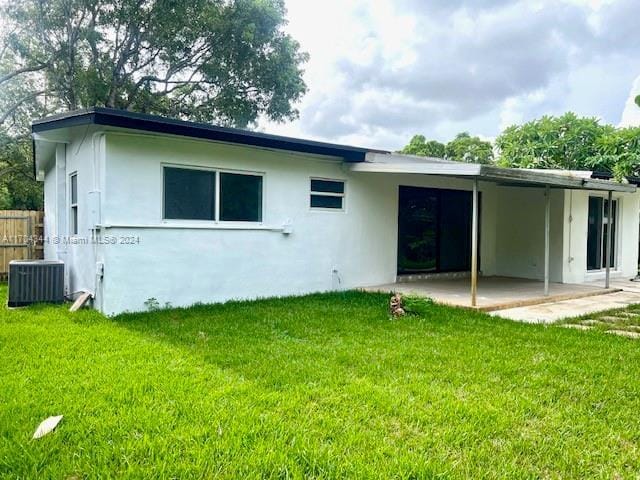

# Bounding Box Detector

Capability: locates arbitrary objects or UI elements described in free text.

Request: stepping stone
[581,319,607,326]
[619,312,640,318]
[598,316,626,323]
[606,330,640,339]
[561,324,593,331]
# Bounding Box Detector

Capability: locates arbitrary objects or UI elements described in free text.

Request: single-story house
[32,108,640,315]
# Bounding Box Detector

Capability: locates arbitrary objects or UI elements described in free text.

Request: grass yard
[564,303,640,338]
[2,286,640,479]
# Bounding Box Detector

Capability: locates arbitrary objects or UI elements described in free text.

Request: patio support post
[605,190,613,289]
[471,178,479,307]
[544,185,550,296]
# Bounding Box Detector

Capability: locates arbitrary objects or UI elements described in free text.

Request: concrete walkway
[491,279,640,323]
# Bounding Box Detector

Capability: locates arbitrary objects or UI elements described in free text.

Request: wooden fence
[0,210,44,280]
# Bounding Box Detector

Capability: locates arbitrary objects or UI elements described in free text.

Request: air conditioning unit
[8,260,65,307]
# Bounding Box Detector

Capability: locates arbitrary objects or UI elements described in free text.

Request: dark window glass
[164,167,215,220]
[397,186,478,274]
[71,207,78,235]
[311,179,344,194]
[587,197,602,270]
[397,187,438,273]
[220,173,263,222]
[587,197,617,270]
[439,190,474,272]
[310,194,343,209]
[602,199,617,269]
[70,174,77,204]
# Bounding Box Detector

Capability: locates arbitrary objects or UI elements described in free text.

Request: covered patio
[366,276,620,312]
[352,154,636,310]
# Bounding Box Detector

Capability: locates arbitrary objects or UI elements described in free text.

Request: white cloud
[261,0,640,150]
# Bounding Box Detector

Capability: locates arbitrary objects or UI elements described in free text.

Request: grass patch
[563,303,640,336]
[1,285,640,478]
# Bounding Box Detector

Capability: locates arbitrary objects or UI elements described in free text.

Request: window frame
[69,171,78,235]
[309,177,346,212]
[586,195,619,272]
[161,163,265,224]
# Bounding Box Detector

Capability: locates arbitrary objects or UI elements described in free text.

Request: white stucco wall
[42,127,640,314]
[96,132,502,314]
[42,129,104,299]
[562,190,640,283]
[494,187,565,282]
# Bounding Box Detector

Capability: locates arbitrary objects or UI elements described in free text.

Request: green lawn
[2,286,640,479]
[564,303,640,337]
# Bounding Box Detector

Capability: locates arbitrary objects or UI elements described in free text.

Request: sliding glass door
[587,196,617,271]
[397,186,476,274]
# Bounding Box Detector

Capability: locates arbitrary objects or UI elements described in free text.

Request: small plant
[144,297,160,312]
[389,293,433,318]
[403,294,434,316]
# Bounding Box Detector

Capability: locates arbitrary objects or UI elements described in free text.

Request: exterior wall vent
[8,260,64,307]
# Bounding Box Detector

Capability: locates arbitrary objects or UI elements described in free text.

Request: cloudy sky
[260,0,640,150]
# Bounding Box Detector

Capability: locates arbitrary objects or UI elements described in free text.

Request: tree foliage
[0,0,309,209]
[400,135,446,158]
[0,0,308,128]
[444,132,493,164]
[400,132,493,164]
[0,133,41,209]
[496,112,640,179]
[635,95,640,108]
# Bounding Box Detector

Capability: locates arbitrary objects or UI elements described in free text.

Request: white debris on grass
[33,415,63,439]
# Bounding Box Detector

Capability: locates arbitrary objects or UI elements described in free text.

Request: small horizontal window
[311,195,343,209]
[310,178,345,210]
[164,167,216,220]
[311,179,345,194]
[220,172,263,222]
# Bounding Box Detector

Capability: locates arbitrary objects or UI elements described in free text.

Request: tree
[635,95,640,108]
[496,112,640,179]
[0,133,41,209]
[400,135,445,158]
[584,126,640,179]
[0,0,309,209]
[444,132,493,164]
[399,133,493,164]
[0,0,308,128]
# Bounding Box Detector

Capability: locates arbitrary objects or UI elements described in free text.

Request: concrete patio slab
[365,276,617,311]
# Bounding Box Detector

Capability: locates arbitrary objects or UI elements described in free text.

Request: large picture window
[220,172,263,222]
[163,166,263,222]
[164,167,216,220]
[587,196,617,271]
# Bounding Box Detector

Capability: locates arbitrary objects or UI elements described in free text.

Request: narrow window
[219,172,263,222]
[587,196,617,271]
[163,167,215,220]
[70,172,78,235]
[310,179,345,210]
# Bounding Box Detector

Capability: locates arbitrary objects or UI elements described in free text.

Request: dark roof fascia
[32,108,381,162]
[626,175,640,186]
[590,171,613,180]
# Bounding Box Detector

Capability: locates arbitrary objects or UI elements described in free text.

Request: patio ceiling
[352,153,636,193]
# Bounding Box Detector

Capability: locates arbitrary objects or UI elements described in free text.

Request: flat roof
[31,109,637,193]
[32,107,383,162]
[354,153,636,193]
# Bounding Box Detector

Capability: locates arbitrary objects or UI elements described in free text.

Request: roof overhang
[353,153,636,193]
[32,107,382,162]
